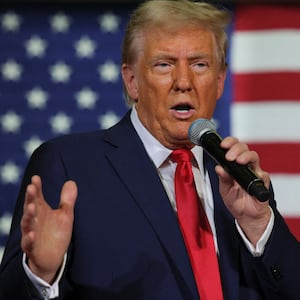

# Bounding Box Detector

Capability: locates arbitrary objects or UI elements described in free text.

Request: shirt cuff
[22,253,67,299]
[235,206,274,257]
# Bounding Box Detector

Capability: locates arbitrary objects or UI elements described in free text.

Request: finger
[225,143,249,162]
[21,201,36,232]
[220,137,249,161]
[24,176,43,208]
[30,175,44,199]
[255,169,271,189]
[21,176,44,254]
[235,150,259,166]
[219,136,239,150]
[215,165,233,183]
[21,230,35,254]
[59,180,78,215]
[21,194,37,253]
[22,178,40,234]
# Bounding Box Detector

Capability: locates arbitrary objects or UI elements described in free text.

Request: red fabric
[171,149,223,300]
[233,4,300,242]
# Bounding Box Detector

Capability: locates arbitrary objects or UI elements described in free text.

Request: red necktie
[171,149,224,300]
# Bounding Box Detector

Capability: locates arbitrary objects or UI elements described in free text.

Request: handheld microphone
[188,118,270,202]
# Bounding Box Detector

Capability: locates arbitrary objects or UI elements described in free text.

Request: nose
[173,62,193,92]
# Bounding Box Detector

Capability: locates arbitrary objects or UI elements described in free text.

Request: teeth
[176,109,189,113]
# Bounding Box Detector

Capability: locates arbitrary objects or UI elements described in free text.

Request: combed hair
[122,0,231,104]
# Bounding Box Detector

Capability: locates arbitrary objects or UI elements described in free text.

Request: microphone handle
[201,131,270,202]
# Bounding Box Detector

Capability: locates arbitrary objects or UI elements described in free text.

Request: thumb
[59,180,78,213]
[215,165,231,182]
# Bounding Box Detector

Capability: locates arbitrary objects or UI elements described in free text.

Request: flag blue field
[1,3,299,261]
[0,4,135,259]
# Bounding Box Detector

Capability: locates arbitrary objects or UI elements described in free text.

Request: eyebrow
[150,52,212,63]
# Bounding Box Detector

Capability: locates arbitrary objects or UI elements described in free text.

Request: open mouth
[172,104,194,113]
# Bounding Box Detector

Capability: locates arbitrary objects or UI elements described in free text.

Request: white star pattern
[99,12,120,33]
[0,247,4,263]
[50,12,71,33]
[0,111,23,133]
[75,87,99,109]
[1,11,21,31]
[0,213,12,235]
[98,111,120,129]
[25,35,47,57]
[74,36,97,58]
[98,60,119,82]
[1,59,23,81]
[0,5,131,252]
[49,61,72,83]
[23,136,44,158]
[26,86,49,109]
[49,112,73,134]
[0,161,21,184]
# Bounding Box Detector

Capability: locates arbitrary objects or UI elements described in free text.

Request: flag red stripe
[284,217,300,241]
[247,143,300,173]
[235,5,300,30]
[234,5,300,244]
[233,72,300,102]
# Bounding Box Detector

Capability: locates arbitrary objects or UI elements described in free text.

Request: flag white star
[98,12,120,33]
[50,12,71,33]
[75,87,99,109]
[49,61,72,83]
[1,59,23,81]
[0,111,23,133]
[1,11,21,31]
[49,112,73,134]
[0,247,4,263]
[98,111,120,129]
[0,161,21,184]
[25,35,47,57]
[74,36,97,58]
[0,213,12,235]
[26,86,49,109]
[23,136,43,158]
[98,60,119,82]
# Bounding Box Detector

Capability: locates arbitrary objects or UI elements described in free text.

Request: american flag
[0,2,299,262]
[230,4,300,241]
[0,3,134,260]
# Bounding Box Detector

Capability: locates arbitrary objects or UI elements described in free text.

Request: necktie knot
[171,149,193,163]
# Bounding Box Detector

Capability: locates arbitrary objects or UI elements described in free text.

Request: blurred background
[1,0,300,261]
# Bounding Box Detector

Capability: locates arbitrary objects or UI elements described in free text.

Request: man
[0,0,299,299]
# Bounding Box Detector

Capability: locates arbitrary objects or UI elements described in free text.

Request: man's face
[122,26,226,149]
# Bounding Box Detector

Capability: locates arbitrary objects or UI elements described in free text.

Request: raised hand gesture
[21,175,77,283]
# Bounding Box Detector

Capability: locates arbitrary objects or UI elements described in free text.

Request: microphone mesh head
[188,118,216,145]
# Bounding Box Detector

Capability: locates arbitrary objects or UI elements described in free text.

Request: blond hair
[122,0,231,104]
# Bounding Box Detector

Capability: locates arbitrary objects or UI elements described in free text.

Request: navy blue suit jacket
[1,111,300,300]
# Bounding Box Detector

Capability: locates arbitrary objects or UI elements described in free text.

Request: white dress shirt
[23,106,274,299]
[130,106,274,255]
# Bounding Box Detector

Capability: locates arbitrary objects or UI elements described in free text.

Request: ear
[121,64,138,100]
[216,69,227,100]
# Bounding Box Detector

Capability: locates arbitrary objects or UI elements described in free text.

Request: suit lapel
[103,113,199,299]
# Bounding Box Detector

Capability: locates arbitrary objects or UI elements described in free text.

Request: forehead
[138,26,217,57]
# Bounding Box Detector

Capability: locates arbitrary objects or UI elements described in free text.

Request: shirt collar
[130,105,204,172]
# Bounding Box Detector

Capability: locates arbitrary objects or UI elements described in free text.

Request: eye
[192,61,208,73]
[196,62,207,67]
[153,61,173,73]
[156,61,171,68]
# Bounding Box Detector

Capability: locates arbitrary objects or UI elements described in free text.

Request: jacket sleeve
[239,195,300,300]
[0,141,72,299]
